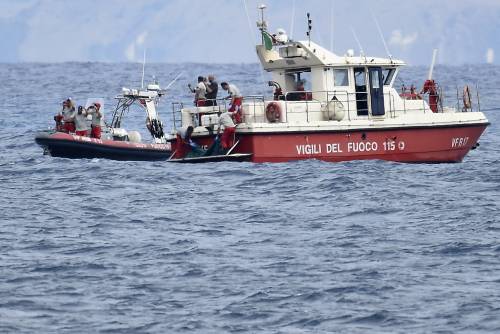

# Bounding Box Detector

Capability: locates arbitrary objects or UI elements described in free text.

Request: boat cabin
[255,39,410,121]
[173,37,434,132]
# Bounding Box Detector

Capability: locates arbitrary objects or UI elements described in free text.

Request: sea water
[1,63,500,333]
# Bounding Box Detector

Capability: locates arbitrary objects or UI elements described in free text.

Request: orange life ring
[266,102,281,122]
[463,85,472,110]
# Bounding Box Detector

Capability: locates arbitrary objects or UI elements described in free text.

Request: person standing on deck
[188,76,207,107]
[421,79,439,113]
[221,82,243,123]
[74,106,89,137]
[87,102,103,139]
[205,75,218,106]
[61,98,76,133]
[218,111,236,151]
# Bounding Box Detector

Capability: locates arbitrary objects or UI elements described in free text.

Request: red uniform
[422,80,439,113]
[91,125,101,139]
[221,127,236,149]
[229,97,243,123]
[75,130,88,136]
[63,122,76,133]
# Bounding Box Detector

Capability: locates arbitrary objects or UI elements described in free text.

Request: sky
[0,0,499,65]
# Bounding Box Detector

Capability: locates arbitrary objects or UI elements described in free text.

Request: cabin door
[368,67,385,116]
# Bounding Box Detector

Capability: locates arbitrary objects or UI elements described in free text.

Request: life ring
[463,85,472,110]
[266,102,281,123]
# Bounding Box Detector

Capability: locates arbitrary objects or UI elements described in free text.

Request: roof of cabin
[256,40,405,71]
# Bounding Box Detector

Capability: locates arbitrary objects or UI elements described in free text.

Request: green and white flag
[262,31,273,51]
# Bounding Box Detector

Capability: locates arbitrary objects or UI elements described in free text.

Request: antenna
[350,27,366,61]
[372,13,392,61]
[141,48,146,89]
[290,0,296,39]
[257,3,267,44]
[306,13,312,46]
[330,0,334,52]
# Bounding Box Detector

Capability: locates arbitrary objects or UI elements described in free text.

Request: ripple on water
[1,63,500,333]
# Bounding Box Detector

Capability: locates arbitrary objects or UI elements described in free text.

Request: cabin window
[283,68,313,101]
[371,71,380,89]
[382,68,395,85]
[333,69,349,86]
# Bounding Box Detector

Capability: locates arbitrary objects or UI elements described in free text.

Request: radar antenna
[306,13,312,46]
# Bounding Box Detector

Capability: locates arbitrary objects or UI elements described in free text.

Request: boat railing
[172,84,481,128]
[244,84,484,124]
[171,96,268,129]
[398,84,482,114]
[241,89,429,124]
[171,102,184,129]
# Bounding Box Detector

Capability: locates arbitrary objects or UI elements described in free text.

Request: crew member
[188,76,207,107]
[421,80,439,113]
[87,102,103,139]
[409,85,422,100]
[218,111,236,151]
[205,75,218,106]
[74,106,89,136]
[176,125,194,158]
[296,80,312,101]
[221,82,243,123]
[61,98,76,133]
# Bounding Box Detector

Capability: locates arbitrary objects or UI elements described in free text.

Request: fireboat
[168,5,489,163]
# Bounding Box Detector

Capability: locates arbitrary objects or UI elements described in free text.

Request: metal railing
[171,85,481,128]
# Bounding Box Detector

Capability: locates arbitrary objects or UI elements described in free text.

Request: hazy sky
[0,0,499,65]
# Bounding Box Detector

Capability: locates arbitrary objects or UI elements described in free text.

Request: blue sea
[1,62,500,333]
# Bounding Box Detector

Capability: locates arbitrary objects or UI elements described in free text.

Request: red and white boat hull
[188,123,487,163]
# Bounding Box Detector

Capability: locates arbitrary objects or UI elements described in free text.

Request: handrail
[171,84,481,128]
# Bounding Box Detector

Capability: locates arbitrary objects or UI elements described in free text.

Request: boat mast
[141,49,146,89]
[258,4,267,44]
[306,13,312,47]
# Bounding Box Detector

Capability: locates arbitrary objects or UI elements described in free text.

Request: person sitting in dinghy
[86,103,103,139]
